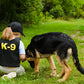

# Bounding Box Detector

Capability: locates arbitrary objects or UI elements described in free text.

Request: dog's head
[26,49,35,68]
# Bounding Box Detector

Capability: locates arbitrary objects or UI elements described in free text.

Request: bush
[61,0,83,18]
[70,9,84,18]
[50,5,64,18]
[23,0,43,24]
[0,0,43,24]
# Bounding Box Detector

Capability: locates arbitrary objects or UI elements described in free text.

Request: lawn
[0,19,84,84]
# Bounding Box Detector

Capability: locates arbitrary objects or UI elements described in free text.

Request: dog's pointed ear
[26,49,32,58]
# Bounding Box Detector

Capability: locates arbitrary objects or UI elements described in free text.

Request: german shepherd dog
[26,32,84,82]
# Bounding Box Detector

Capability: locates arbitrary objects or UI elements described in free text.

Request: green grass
[0,19,84,84]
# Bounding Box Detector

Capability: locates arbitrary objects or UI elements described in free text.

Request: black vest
[0,38,20,67]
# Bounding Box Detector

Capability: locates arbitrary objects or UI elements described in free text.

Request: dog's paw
[57,75,61,78]
[31,71,39,75]
[34,70,39,73]
[50,73,56,77]
[58,79,64,82]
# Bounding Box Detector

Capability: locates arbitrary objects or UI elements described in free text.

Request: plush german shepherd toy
[26,32,84,82]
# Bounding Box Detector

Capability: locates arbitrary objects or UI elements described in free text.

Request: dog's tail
[57,42,84,74]
[72,43,84,74]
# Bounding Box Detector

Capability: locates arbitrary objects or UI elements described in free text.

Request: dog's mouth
[26,55,30,58]
[28,61,35,68]
[26,54,33,58]
[26,55,35,68]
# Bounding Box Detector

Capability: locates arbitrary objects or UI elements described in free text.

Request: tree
[59,0,82,16]
[42,0,83,18]
[0,0,24,22]
[23,0,43,24]
[0,0,43,24]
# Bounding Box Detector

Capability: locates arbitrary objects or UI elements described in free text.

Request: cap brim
[21,33,25,37]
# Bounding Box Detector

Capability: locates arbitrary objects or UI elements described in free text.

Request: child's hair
[1,27,13,41]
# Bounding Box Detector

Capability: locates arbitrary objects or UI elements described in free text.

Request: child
[0,22,26,80]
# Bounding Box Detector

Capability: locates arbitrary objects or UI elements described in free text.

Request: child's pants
[0,65,25,75]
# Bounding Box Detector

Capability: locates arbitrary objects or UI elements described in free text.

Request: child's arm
[19,40,26,62]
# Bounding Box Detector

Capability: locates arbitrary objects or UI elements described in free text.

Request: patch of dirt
[71,31,81,38]
[71,31,84,41]
[77,31,81,33]
[71,34,77,38]
[78,36,84,40]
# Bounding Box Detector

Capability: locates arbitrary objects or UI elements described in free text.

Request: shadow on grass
[24,66,57,81]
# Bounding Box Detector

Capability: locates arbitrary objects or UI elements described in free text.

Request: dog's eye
[28,50,30,53]
[27,50,30,54]
[27,50,31,55]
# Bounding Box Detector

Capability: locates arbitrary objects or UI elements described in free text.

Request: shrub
[50,5,64,18]
[0,0,43,24]
[23,0,43,24]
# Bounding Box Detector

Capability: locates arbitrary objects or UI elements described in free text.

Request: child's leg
[15,65,25,75]
[0,65,25,75]
[0,65,25,80]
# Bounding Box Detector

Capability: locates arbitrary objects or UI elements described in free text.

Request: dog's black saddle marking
[30,32,74,55]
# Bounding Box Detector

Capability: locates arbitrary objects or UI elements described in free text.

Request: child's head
[1,22,25,41]
[8,22,25,37]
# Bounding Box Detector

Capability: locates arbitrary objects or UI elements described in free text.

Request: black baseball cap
[8,22,25,37]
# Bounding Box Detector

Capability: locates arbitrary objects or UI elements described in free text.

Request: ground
[0,19,84,84]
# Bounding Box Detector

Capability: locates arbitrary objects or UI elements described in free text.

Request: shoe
[1,72,17,80]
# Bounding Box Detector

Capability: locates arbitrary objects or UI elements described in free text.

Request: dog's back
[30,32,75,58]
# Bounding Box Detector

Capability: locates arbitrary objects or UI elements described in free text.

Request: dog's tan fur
[26,48,72,82]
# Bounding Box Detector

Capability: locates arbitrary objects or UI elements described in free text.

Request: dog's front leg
[34,58,40,73]
[47,56,56,76]
[34,50,40,73]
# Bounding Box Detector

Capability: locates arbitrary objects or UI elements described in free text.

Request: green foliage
[23,0,43,24]
[0,0,25,22]
[64,0,84,18]
[0,0,24,22]
[50,5,64,18]
[60,0,76,15]
[0,0,84,24]
[0,0,43,24]
[42,0,84,19]
[60,0,84,18]
[42,0,59,10]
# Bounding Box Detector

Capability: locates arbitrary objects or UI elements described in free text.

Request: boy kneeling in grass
[0,22,26,80]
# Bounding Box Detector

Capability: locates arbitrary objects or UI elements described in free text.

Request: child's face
[18,33,21,37]
[13,33,21,38]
